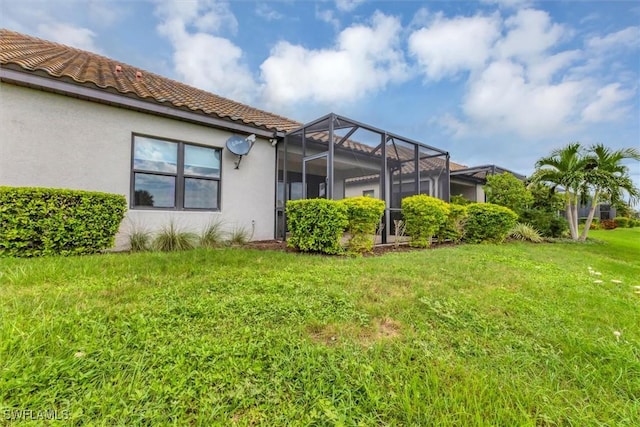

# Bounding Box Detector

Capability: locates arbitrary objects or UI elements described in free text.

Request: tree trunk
[580,190,600,241]
[566,193,578,240]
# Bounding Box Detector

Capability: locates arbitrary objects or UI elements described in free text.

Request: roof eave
[0,67,286,138]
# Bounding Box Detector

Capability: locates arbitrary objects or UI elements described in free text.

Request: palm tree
[530,143,640,241]
[578,144,640,240]
[529,143,588,239]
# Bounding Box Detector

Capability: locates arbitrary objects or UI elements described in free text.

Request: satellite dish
[226,134,256,169]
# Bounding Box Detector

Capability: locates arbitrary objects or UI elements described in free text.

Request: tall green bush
[286,199,348,254]
[437,204,468,243]
[613,217,630,228]
[464,203,518,243]
[484,172,533,216]
[339,196,385,254]
[520,209,568,238]
[0,187,126,257]
[401,195,449,247]
[450,194,471,205]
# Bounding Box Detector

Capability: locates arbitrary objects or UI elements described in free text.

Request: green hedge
[437,204,467,243]
[401,195,449,247]
[464,203,518,243]
[613,217,630,228]
[0,187,127,257]
[339,196,385,254]
[286,199,348,254]
[520,209,568,238]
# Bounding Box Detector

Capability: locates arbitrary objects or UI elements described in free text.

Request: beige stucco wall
[0,83,277,249]
[344,180,378,198]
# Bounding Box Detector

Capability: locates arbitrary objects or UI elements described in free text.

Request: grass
[1,228,639,425]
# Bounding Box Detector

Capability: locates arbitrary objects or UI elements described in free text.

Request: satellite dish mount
[226,134,256,169]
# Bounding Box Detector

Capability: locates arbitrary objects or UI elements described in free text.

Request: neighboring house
[1,29,300,248]
[0,29,525,247]
[577,202,616,221]
[449,164,527,203]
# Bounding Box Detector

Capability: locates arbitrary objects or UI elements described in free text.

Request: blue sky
[2,0,639,185]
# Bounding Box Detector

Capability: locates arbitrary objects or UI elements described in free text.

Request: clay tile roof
[0,29,301,133]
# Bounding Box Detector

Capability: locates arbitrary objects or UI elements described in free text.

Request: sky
[2,0,639,186]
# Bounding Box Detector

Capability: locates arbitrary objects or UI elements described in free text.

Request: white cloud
[170,33,256,102]
[587,26,640,51]
[461,60,582,137]
[155,0,256,102]
[37,22,102,52]
[420,8,636,139]
[526,50,582,83]
[260,12,409,107]
[255,3,284,21]
[0,0,129,53]
[582,83,636,122]
[480,0,533,8]
[408,13,501,80]
[494,9,567,62]
[316,8,340,31]
[155,0,238,35]
[335,0,365,12]
[87,0,127,28]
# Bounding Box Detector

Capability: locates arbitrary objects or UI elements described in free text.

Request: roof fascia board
[450,164,525,180]
[0,68,283,138]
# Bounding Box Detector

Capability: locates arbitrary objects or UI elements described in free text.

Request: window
[362,189,375,197]
[132,135,221,210]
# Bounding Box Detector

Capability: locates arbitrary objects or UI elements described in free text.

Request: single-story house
[0,29,523,247]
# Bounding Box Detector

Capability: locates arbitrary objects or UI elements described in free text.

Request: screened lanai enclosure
[276,113,450,243]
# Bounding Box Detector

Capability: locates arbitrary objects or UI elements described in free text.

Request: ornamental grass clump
[128,229,152,252]
[227,225,250,246]
[200,219,226,248]
[508,223,544,243]
[401,195,449,248]
[339,196,385,254]
[153,220,198,252]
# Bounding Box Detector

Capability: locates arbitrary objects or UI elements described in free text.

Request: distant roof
[450,164,526,181]
[0,29,301,133]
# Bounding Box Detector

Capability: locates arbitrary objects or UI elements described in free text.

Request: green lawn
[1,229,639,425]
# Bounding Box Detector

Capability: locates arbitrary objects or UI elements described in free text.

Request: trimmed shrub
[548,216,570,238]
[508,223,543,243]
[613,217,629,228]
[519,209,568,238]
[286,199,348,254]
[437,204,468,243]
[600,219,617,230]
[401,195,450,248]
[450,194,471,206]
[464,203,518,243]
[0,186,126,257]
[339,196,385,254]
